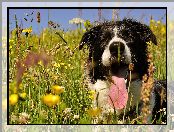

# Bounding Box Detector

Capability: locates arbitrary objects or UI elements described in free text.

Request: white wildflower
[64,108,71,114]
[73,115,79,119]
[69,18,85,25]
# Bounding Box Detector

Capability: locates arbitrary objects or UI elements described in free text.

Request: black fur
[79,18,166,124]
[80,19,157,81]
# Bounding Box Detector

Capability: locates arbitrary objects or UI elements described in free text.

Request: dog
[79,18,166,124]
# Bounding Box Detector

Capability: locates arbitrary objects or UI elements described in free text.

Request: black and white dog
[79,19,166,124]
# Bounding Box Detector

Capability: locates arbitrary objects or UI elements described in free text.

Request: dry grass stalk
[141,53,155,123]
[37,12,40,23]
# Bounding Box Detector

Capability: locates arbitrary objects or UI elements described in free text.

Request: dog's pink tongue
[108,76,128,109]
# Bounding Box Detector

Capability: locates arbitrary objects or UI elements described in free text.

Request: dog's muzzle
[109,41,125,56]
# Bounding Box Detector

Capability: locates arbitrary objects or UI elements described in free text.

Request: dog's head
[79,19,157,82]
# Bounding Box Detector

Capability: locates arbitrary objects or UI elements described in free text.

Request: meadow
[8,14,166,124]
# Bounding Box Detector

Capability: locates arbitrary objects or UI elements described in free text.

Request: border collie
[79,19,166,124]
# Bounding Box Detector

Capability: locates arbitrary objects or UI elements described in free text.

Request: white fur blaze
[102,47,111,66]
[123,44,132,63]
[101,26,132,66]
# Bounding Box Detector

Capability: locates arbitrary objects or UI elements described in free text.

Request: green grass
[9,19,166,124]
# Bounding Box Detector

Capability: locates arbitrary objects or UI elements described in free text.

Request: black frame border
[7,6,167,125]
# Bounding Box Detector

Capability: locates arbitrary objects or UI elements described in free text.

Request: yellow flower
[42,94,60,107]
[89,90,95,100]
[22,27,32,33]
[87,107,102,117]
[9,94,18,106]
[52,85,65,94]
[19,92,27,100]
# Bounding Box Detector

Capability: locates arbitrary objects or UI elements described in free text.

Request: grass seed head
[141,52,155,123]
[37,12,40,23]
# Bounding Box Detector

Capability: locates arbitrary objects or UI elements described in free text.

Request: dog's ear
[79,26,102,50]
[134,22,157,45]
[123,19,157,45]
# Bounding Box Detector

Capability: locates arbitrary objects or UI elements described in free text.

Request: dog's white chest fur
[89,80,110,109]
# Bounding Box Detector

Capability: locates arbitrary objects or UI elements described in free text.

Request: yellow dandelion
[42,94,60,107]
[19,92,27,100]
[87,107,102,117]
[9,94,18,106]
[68,64,71,67]
[52,85,65,94]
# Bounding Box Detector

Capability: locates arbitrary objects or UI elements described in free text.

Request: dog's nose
[109,41,125,55]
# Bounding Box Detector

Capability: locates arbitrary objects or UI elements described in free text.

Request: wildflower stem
[55,31,67,45]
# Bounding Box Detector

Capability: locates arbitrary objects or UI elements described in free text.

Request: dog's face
[79,19,166,122]
[79,19,157,83]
